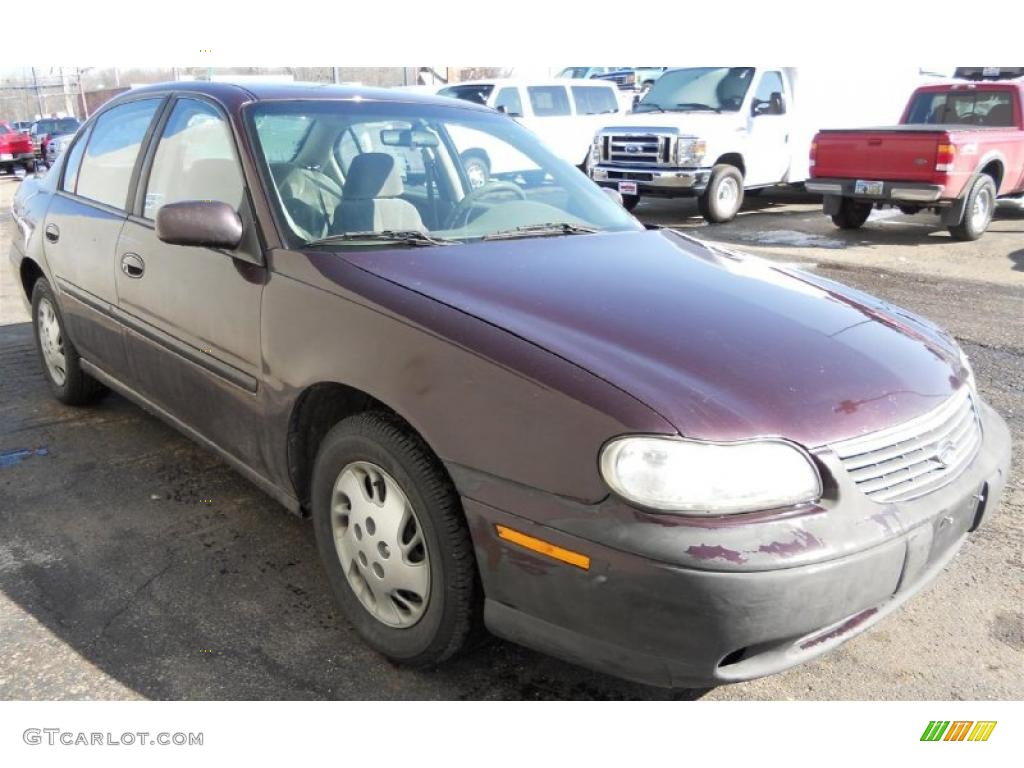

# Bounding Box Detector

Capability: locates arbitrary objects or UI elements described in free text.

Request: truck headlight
[600,436,821,514]
[675,137,706,166]
[590,135,602,167]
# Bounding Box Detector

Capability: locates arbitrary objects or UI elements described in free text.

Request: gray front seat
[334,153,425,233]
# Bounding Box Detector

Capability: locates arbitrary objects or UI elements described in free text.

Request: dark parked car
[9,82,1011,688]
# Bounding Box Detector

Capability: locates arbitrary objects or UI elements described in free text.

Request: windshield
[437,84,494,106]
[0,124,9,135]
[558,68,589,79]
[905,90,1016,127]
[247,99,641,248]
[635,67,755,113]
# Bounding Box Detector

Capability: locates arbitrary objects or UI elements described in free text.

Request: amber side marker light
[495,525,591,570]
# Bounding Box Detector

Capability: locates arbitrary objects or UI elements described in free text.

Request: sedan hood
[338,230,967,447]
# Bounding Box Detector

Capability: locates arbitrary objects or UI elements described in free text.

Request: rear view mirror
[156,201,243,249]
[379,128,439,148]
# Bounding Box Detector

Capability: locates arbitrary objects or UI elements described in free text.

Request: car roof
[119,79,495,113]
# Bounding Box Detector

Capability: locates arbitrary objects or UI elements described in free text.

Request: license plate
[618,181,638,195]
[855,179,884,196]
[0,153,12,161]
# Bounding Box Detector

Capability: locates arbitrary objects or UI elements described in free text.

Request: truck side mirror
[769,91,786,115]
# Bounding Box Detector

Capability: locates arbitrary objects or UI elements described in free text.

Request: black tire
[311,411,482,666]
[30,278,106,406]
[948,174,996,241]
[23,160,36,173]
[621,193,641,212]
[830,198,873,230]
[698,164,744,223]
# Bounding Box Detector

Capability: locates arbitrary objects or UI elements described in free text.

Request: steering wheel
[445,181,527,229]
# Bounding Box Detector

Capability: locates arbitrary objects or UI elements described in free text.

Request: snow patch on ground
[735,229,846,249]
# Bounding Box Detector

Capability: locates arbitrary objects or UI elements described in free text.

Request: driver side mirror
[156,201,243,249]
[752,91,786,116]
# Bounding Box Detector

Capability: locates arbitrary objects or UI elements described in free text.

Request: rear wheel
[698,164,744,223]
[311,412,481,666]
[830,198,873,230]
[30,278,106,405]
[948,175,996,241]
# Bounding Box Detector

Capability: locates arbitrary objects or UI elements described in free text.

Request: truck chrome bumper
[806,178,945,204]
[591,164,711,194]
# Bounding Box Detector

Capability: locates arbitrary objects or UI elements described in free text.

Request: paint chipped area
[799,607,879,650]
[0,447,49,468]
[737,229,846,249]
[686,544,747,564]
[757,529,824,558]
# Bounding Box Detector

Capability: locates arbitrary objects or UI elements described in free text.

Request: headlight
[600,436,821,514]
[675,137,706,166]
[590,135,602,166]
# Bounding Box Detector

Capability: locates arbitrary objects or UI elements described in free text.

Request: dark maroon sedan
[9,81,1012,687]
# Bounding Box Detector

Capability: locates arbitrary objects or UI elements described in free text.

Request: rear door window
[75,99,162,209]
[494,87,523,116]
[571,86,618,115]
[527,86,571,117]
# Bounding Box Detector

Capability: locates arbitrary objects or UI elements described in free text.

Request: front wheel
[948,175,996,241]
[698,164,744,223]
[311,412,482,666]
[830,198,873,230]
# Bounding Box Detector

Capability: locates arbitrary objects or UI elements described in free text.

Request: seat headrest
[344,152,404,200]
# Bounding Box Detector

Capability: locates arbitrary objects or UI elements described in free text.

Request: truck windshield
[247,99,641,249]
[634,67,755,113]
[905,90,1016,127]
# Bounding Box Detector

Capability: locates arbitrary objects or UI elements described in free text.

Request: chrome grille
[830,389,981,503]
[602,132,673,165]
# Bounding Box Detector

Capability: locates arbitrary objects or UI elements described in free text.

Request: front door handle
[120,253,145,279]
[44,223,60,243]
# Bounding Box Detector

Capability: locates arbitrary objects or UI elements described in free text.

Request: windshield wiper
[671,102,721,113]
[481,222,599,241]
[305,230,458,248]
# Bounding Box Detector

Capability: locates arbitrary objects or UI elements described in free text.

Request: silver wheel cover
[330,461,430,628]
[37,297,67,386]
[970,185,992,231]
[717,176,740,213]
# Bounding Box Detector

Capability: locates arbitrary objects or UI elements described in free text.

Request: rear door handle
[120,253,145,279]
[44,223,60,243]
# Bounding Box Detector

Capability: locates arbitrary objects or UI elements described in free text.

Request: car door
[745,70,792,186]
[114,95,268,469]
[42,97,165,375]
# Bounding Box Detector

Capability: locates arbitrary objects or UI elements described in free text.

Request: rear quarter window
[527,86,571,117]
[571,86,618,115]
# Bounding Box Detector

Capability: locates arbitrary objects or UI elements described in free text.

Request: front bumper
[591,164,711,197]
[456,400,1011,688]
[806,177,947,204]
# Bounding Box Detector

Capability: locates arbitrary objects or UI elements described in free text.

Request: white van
[589,66,930,220]
[438,78,623,170]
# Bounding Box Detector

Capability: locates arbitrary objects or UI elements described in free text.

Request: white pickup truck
[589,66,926,220]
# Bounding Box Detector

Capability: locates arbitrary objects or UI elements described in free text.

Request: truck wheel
[948,175,996,241]
[461,154,490,190]
[621,194,641,212]
[698,164,744,223]
[311,411,482,666]
[830,199,873,230]
[31,278,106,406]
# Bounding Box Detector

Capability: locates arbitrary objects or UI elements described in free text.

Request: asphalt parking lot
[1,175,1021,700]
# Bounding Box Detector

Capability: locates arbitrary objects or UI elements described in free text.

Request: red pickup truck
[0,121,36,174]
[807,80,1024,240]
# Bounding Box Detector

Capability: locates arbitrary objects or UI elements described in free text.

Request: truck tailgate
[814,128,948,182]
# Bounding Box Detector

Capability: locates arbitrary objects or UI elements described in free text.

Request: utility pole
[31,67,44,118]
[333,67,340,84]
[77,67,89,119]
